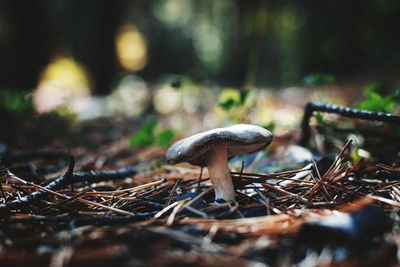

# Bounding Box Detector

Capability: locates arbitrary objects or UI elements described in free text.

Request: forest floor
[0,85,399,267]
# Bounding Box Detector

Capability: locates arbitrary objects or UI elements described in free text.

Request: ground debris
[0,141,399,266]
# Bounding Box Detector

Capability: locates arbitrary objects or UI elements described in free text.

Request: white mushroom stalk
[206,144,235,202]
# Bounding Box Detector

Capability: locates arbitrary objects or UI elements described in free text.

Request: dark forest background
[0,0,399,94]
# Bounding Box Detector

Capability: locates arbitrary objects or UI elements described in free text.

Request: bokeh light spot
[33,55,90,113]
[115,25,147,72]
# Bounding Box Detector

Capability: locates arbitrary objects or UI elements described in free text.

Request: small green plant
[356,83,396,113]
[312,111,337,129]
[218,88,249,111]
[129,120,176,148]
[262,121,276,133]
[129,120,157,148]
[217,88,252,124]
[304,73,335,86]
[155,129,175,147]
[313,112,325,124]
[1,90,34,114]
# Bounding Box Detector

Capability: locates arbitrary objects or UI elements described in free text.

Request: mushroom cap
[166,124,273,167]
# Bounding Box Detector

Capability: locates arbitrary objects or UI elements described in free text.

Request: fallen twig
[0,156,139,212]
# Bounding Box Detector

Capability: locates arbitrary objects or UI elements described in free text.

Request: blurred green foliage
[262,122,276,133]
[303,73,336,86]
[129,120,157,148]
[129,120,176,148]
[0,90,34,114]
[217,88,276,131]
[312,111,337,130]
[313,112,325,124]
[356,83,397,113]
[155,129,176,147]
[218,89,249,111]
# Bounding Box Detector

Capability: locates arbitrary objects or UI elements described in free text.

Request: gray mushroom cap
[166,124,273,167]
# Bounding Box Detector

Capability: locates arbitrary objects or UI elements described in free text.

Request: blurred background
[1,0,400,91]
[0,0,399,148]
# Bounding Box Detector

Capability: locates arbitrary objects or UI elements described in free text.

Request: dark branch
[0,156,139,212]
[299,102,400,146]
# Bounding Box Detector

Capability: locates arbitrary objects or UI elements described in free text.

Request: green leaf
[218,88,249,111]
[129,132,153,148]
[1,90,34,114]
[129,120,177,149]
[313,112,324,124]
[362,82,380,94]
[304,73,336,86]
[219,98,236,110]
[141,120,158,133]
[356,83,395,112]
[239,90,249,105]
[262,122,276,132]
[129,120,157,148]
[155,129,175,147]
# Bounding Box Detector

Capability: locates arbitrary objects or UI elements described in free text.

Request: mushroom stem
[206,144,235,202]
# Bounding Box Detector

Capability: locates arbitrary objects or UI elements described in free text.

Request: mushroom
[166,124,273,202]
